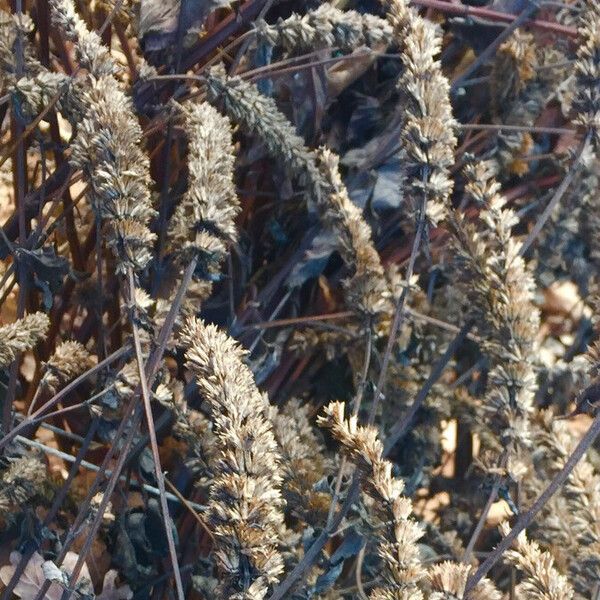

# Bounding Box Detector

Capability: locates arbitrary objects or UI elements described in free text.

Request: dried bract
[428,561,501,600]
[50,0,115,77]
[502,523,574,600]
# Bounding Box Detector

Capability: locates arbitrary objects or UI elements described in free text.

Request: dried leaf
[139,0,234,50]
[0,551,91,600]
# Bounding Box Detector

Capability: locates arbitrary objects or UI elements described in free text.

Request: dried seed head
[206,64,329,207]
[0,312,50,369]
[181,318,285,599]
[318,400,426,597]
[253,4,392,54]
[0,10,41,91]
[383,0,457,225]
[502,522,574,600]
[428,562,501,600]
[453,163,539,363]
[0,454,47,516]
[70,75,156,273]
[167,102,239,277]
[13,71,71,118]
[269,399,331,522]
[450,163,539,471]
[50,0,115,77]
[0,10,75,120]
[317,148,393,319]
[535,415,600,595]
[492,31,537,109]
[41,341,96,394]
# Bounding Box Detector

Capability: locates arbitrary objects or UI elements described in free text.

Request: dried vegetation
[0,0,599,598]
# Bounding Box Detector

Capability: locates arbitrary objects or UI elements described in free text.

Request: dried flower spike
[41,341,96,394]
[501,522,574,600]
[253,4,392,54]
[318,400,426,599]
[0,312,50,369]
[50,0,115,77]
[167,101,239,279]
[449,162,539,467]
[0,10,40,82]
[383,0,457,225]
[317,148,393,319]
[572,0,600,151]
[181,318,285,599]
[206,64,329,207]
[70,75,156,273]
[270,399,331,523]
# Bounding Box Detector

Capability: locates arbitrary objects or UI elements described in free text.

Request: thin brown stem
[0,345,130,452]
[465,406,600,594]
[457,123,574,135]
[519,133,590,257]
[369,197,426,425]
[244,311,354,330]
[410,0,576,36]
[126,267,185,600]
[164,477,213,540]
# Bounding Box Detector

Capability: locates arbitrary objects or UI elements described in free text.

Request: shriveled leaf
[139,0,235,50]
[287,230,338,288]
[0,551,92,600]
[96,570,133,600]
[14,246,70,309]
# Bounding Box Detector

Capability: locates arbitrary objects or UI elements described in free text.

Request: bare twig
[409,0,577,36]
[14,434,205,510]
[457,123,574,135]
[369,197,426,424]
[125,267,185,600]
[0,345,131,452]
[50,257,198,600]
[519,133,591,257]
[465,407,600,593]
